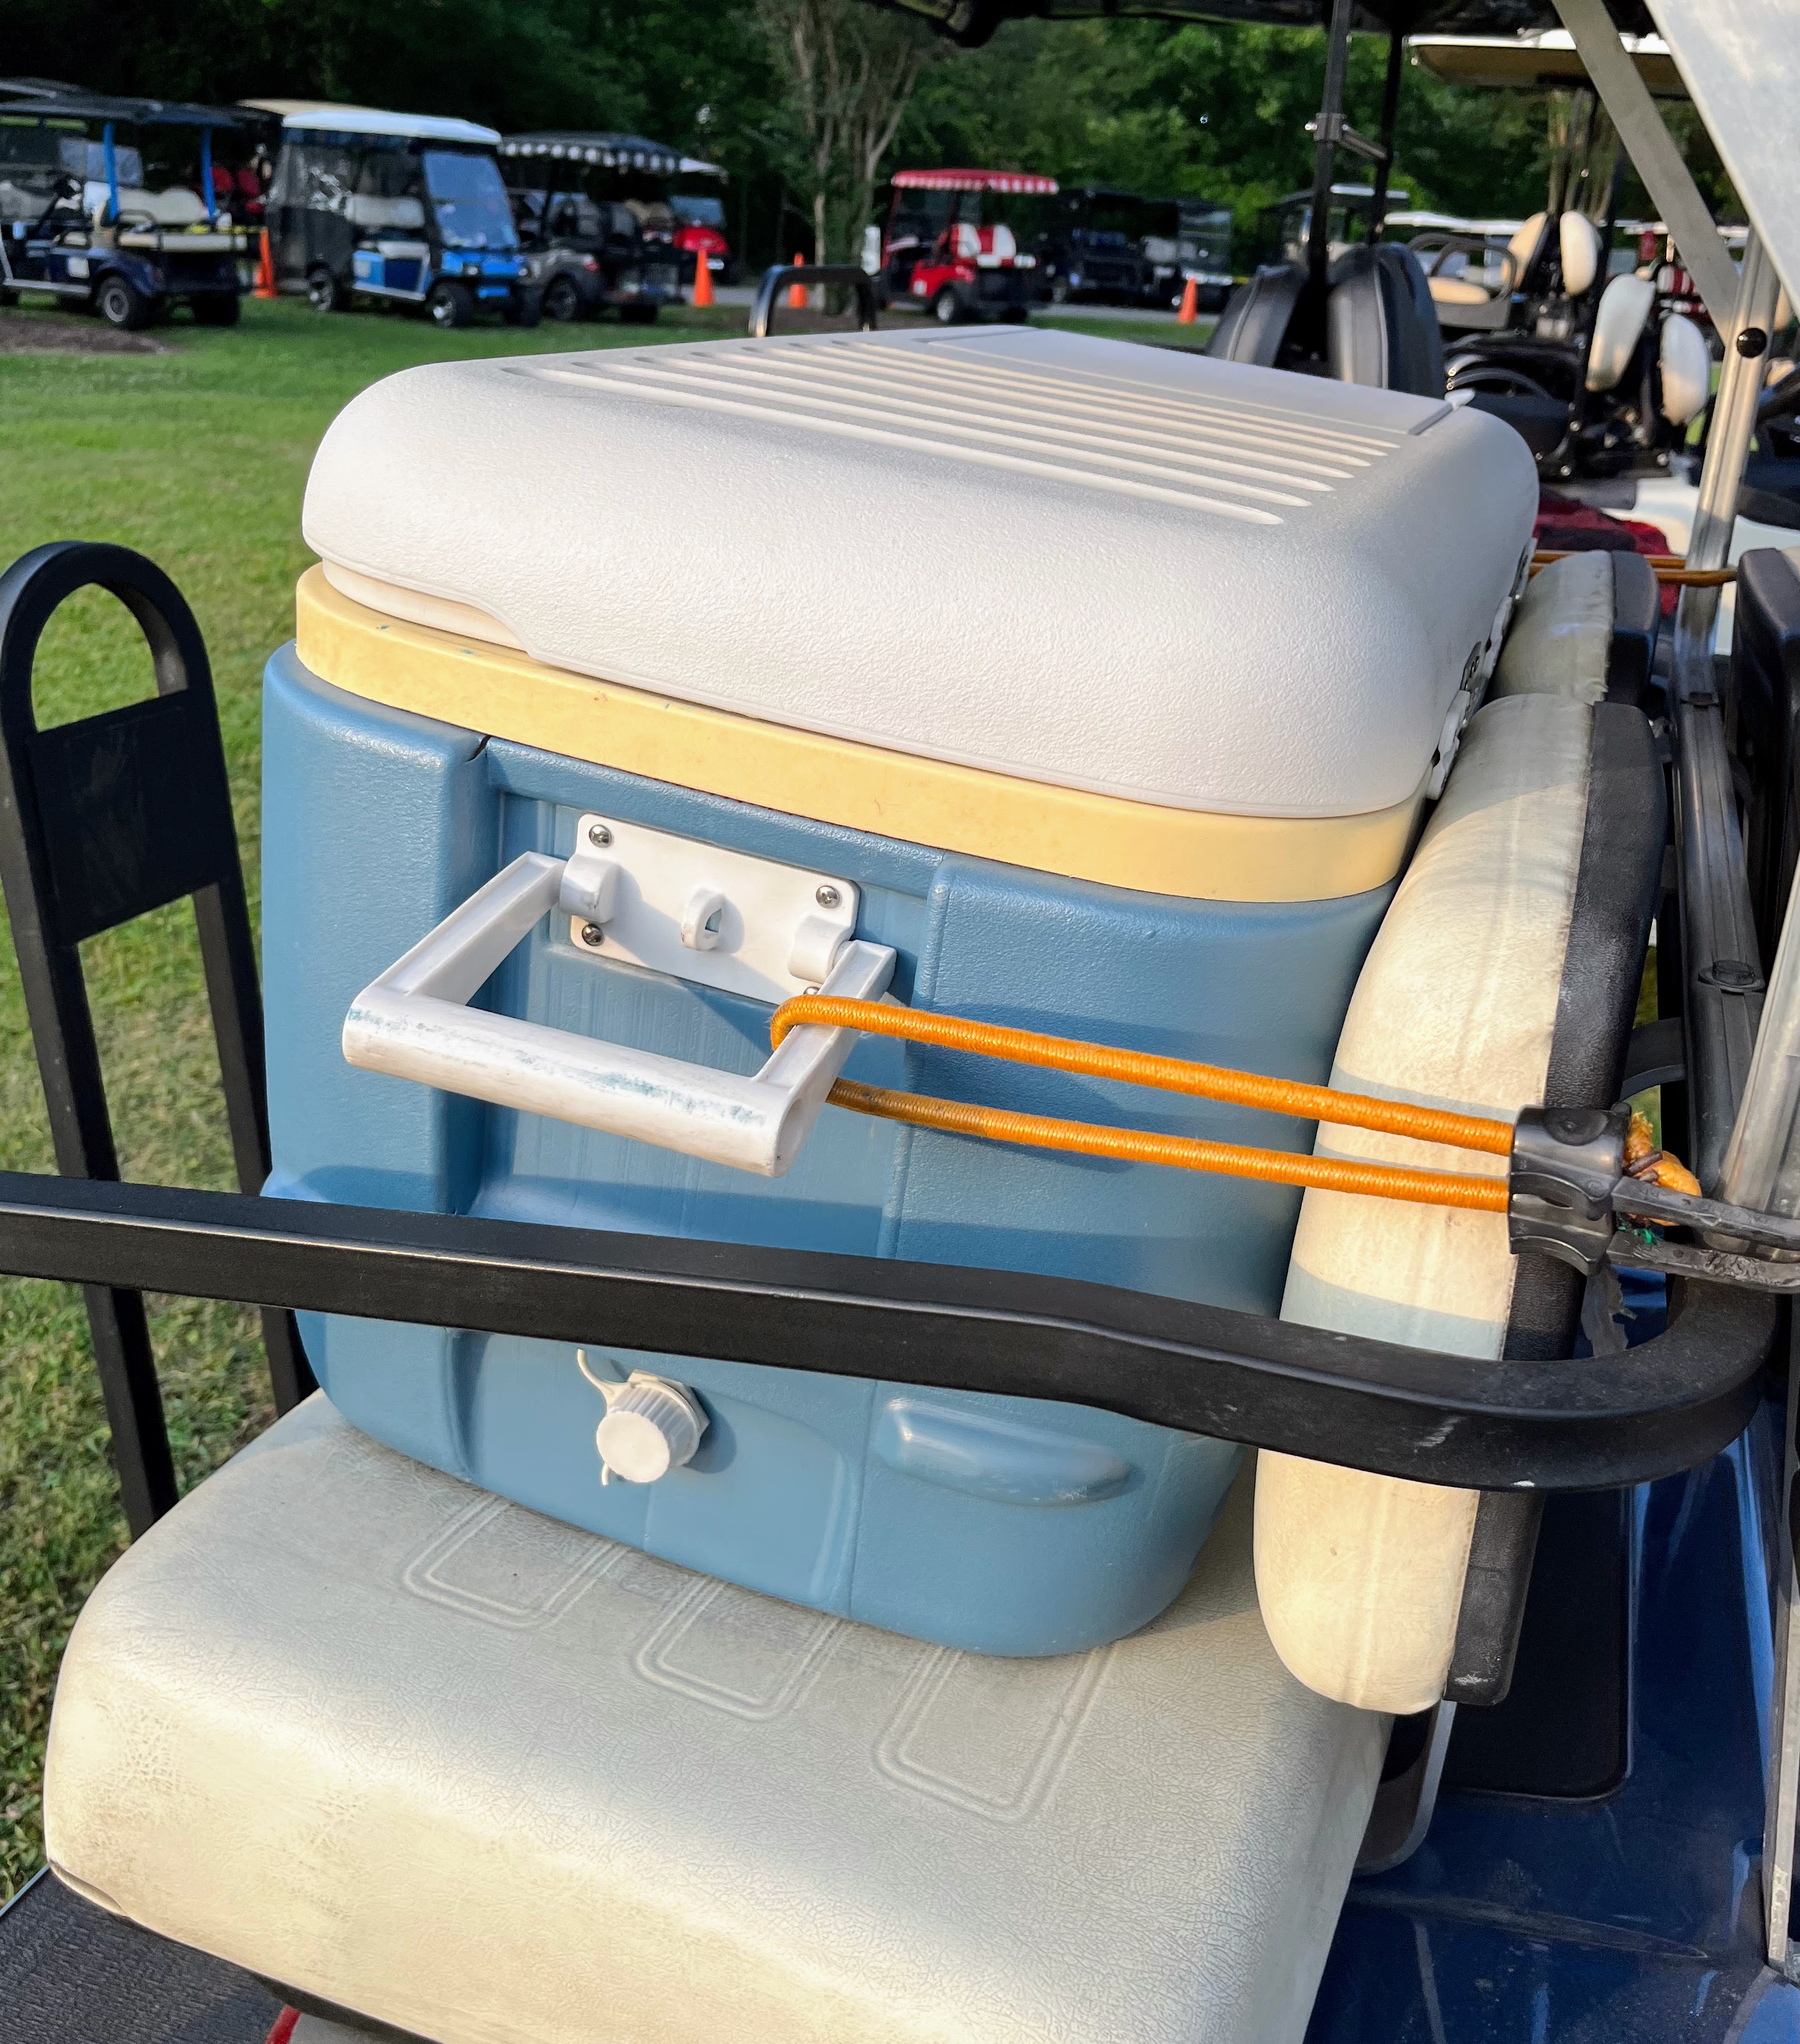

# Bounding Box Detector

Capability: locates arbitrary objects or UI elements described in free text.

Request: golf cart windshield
[671,193,725,229]
[423,150,515,250]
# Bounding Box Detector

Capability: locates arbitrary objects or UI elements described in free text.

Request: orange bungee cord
[770,996,1514,1214]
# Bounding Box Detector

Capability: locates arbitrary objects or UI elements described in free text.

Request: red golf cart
[877,168,1057,323]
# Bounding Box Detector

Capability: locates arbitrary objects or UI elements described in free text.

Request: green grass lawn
[0,289,758,1896]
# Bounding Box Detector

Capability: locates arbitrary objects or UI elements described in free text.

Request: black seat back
[1206,262,1305,368]
[1732,548,1800,960]
[1325,244,1446,399]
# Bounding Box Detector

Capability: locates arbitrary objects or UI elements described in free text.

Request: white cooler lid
[303,328,1537,820]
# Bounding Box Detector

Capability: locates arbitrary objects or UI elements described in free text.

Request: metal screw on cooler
[816,884,840,908]
[580,923,605,948]
[588,823,612,848]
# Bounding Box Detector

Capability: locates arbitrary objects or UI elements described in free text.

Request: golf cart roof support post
[1552,0,1737,328]
[1671,231,1781,1193]
[1305,0,1357,300]
[101,120,117,228]
[1366,26,1404,243]
[200,125,214,223]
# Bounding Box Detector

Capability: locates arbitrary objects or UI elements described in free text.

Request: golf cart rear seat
[1208,243,1446,398]
[43,1398,1385,2044]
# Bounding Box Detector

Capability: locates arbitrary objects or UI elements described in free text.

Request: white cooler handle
[343,851,896,1177]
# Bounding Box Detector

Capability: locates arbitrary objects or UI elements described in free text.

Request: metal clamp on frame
[1508,1104,1631,1275]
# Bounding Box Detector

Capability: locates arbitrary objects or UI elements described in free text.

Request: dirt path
[0,313,171,355]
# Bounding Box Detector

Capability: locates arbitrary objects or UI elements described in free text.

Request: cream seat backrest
[349,194,426,231]
[1559,212,1602,298]
[1259,666,1662,1711]
[117,186,209,226]
[1587,274,1655,392]
[1660,312,1712,425]
[1505,211,1549,291]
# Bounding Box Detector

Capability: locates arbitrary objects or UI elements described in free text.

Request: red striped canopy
[891,169,1059,194]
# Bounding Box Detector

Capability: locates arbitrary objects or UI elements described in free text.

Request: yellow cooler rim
[294,564,1421,904]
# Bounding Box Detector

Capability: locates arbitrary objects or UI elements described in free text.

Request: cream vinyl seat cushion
[45,1398,1384,2044]
[1262,692,1597,1711]
[1490,551,1615,704]
[301,326,1536,820]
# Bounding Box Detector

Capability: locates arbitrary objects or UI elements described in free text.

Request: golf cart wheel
[306,266,346,314]
[1000,305,1028,324]
[0,289,16,308]
[619,303,659,325]
[95,275,150,331]
[541,276,582,323]
[931,290,960,326]
[426,280,475,329]
[192,293,241,327]
[505,287,542,329]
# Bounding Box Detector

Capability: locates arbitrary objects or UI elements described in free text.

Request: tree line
[4,0,1737,271]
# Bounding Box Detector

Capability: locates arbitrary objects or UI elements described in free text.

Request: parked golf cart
[264,104,536,328]
[1169,196,1235,311]
[1046,190,1232,311]
[0,86,247,329]
[878,166,1053,321]
[498,131,681,323]
[1256,179,1414,269]
[670,162,737,287]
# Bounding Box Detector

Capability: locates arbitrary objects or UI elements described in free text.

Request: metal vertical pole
[101,121,119,227]
[1305,0,1357,298]
[1367,28,1405,242]
[1676,232,1783,1191]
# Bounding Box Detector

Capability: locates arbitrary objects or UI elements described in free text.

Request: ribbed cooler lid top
[301,326,1537,820]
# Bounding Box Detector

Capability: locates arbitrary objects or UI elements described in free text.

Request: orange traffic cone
[691,246,714,308]
[788,253,807,311]
[1176,274,1198,324]
[254,228,277,300]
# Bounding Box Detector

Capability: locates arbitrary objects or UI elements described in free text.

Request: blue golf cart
[0,85,247,329]
[261,103,537,329]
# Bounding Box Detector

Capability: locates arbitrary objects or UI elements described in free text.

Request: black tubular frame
[749,264,880,338]
[0,543,313,1535]
[0,1171,1773,1495]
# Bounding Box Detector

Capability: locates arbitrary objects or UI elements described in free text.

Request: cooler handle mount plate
[342,819,895,1176]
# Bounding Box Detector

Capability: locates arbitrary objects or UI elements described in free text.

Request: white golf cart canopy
[1410,26,1684,94]
[243,99,500,146]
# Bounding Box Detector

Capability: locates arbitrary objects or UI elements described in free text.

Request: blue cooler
[264,326,1536,1654]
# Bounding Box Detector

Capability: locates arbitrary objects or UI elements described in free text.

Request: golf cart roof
[0,81,244,129]
[502,132,683,176]
[892,168,1058,193]
[678,157,726,178]
[267,103,500,146]
[1411,28,1687,93]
